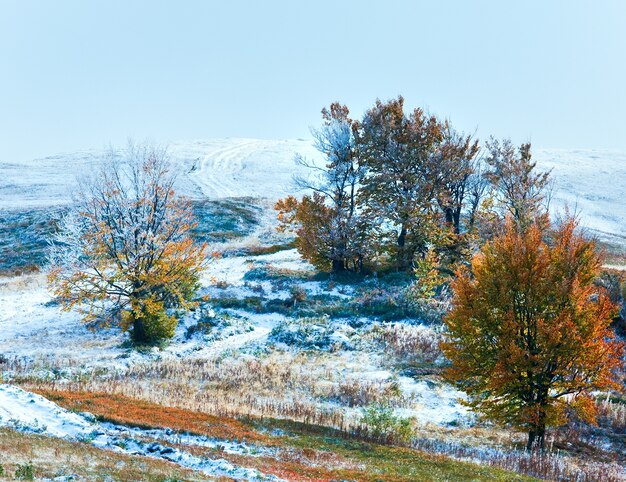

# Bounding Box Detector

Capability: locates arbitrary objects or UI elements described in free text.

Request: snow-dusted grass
[0,275,126,367]
[0,428,209,481]
[0,384,282,481]
[534,148,626,239]
[0,138,320,209]
[0,194,623,480]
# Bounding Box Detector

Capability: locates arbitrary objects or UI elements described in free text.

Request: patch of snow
[0,384,93,438]
[534,149,626,239]
[0,138,320,210]
[396,376,471,426]
[0,278,126,368]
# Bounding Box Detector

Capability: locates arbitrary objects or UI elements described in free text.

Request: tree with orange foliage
[48,143,207,345]
[442,217,624,450]
[275,193,336,272]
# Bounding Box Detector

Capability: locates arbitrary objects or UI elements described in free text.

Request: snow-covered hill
[0,139,624,240]
[0,138,321,209]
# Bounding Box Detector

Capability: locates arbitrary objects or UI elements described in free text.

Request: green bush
[360,404,413,444]
[125,300,178,346]
[15,461,34,480]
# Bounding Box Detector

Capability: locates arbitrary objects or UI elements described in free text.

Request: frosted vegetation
[0,125,623,480]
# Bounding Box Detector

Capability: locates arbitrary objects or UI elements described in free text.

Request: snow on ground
[396,376,470,425]
[0,384,282,481]
[534,148,626,239]
[0,248,472,431]
[0,138,320,209]
[0,275,125,367]
[0,383,93,438]
[339,359,471,427]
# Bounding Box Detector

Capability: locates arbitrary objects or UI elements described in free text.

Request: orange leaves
[274,195,300,233]
[442,216,624,439]
[275,193,336,272]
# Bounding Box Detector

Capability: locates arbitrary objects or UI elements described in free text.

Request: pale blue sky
[1,0,625,161]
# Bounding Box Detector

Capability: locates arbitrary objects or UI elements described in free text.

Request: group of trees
[46,101,623,453]
[278,97,624,450]
[276,96,543,275]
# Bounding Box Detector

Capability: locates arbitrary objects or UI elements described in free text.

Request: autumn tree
[356,96,445,270]
[48,143,207,345]
[276,103,368,273]
[485,139,552,229]
[442,217,624,450]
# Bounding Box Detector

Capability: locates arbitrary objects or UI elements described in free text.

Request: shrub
[336,379,402,407]
[289,285,307,305]
[123,299,177,345]
[370,323,441,367]
[15,462,34,480]
[359,404,413,444]
[269,315,352,350]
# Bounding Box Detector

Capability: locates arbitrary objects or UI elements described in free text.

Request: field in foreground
[0,138,624,480]
[0,388,538,482]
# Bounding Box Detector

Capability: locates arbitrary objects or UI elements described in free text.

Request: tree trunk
[331,259,346,273]
[526,425,546,451]
[130,296,148,344]
[132,315,147,344]
[444,207,454,227]
[526,430,536,451]
[397,224,409,270]
[452,208,462,234]
[526,405,547,451]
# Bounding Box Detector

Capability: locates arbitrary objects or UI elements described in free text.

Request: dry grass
[18,350,408,430]
[368,322,442,367]
[598,394,626,431]
[29,389,368,482]
[22,377,626,481]
[0,427,208,481]
[24,389,540,482]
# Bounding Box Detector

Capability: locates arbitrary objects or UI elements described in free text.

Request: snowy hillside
[536,149,626,241]
[0,138,321,209]
[0,139,624,240]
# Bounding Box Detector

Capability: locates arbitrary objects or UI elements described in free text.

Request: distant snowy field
[0,139,624,240]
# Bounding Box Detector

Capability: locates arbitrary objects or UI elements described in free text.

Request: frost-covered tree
[485,139,552,229]
[277,103,368,272]
[48,143,207,345]
[356,96,445,270]
[437,128,481,235]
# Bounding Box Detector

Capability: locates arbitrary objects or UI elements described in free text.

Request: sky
[1,0,625,162]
